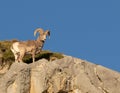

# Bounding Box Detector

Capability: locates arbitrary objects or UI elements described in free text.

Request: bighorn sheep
[11,28,50,63]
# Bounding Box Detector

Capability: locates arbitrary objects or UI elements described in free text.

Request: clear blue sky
[0,1,120,72]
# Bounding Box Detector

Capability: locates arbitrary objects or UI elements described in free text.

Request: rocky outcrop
[0,56,120,93]
[0,63,30,93]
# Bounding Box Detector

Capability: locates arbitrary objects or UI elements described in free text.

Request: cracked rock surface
[0,56,120,93]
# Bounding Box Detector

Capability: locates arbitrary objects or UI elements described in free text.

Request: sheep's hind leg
[18,50,25,62]
[12,52,19,62]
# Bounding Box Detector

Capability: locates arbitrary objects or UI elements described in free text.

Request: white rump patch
[12,42,20,53]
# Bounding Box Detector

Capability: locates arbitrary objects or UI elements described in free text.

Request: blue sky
[0,1,120,72]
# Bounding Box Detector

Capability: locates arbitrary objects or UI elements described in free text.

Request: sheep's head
[34,28,50,41]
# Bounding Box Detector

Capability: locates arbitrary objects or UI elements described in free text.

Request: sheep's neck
[36,40,44,48]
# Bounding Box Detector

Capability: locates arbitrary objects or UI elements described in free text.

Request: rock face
[0,56,120,93]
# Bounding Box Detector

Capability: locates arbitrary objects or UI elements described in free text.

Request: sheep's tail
[10,45,15,54]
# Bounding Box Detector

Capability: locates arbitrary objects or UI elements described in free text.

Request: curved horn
[34,28,44,36]
[45,30,50,38]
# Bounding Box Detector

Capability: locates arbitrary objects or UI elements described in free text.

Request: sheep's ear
[45,30,50,39]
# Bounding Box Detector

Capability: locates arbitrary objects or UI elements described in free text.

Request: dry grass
[0,40,64,64]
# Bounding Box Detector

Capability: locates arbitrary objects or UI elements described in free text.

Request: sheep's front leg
[32,51,35,63]
[32,53,35,63]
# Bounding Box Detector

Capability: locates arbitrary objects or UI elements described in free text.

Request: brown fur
[11,28,50,62]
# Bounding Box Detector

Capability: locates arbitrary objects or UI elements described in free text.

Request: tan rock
[0,56,120,93]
